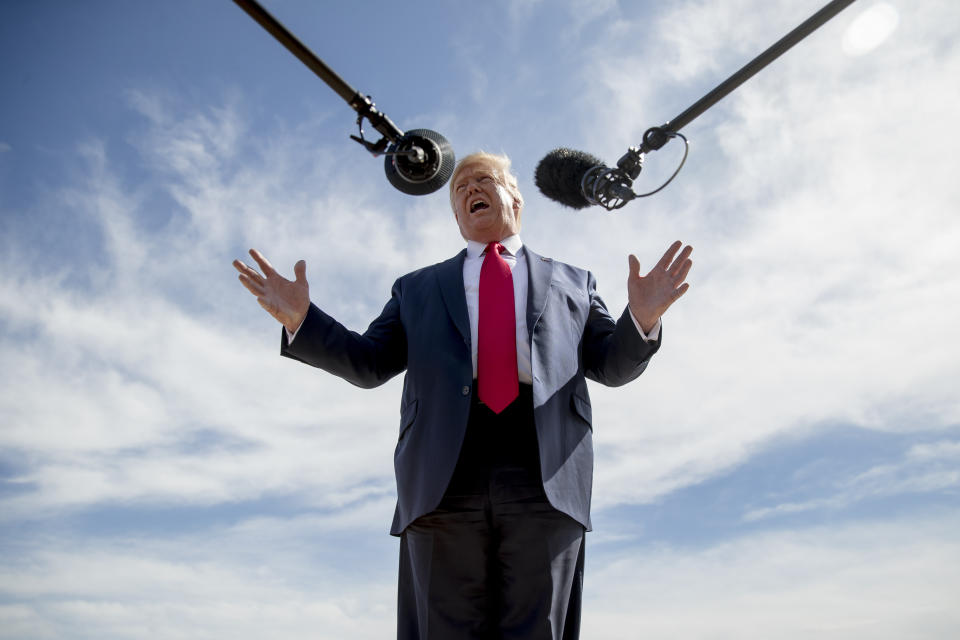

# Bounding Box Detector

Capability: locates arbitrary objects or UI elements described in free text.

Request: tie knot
[486,242,504,257]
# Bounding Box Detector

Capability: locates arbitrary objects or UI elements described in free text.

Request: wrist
[628,306,655,333]
[284,307,308,334]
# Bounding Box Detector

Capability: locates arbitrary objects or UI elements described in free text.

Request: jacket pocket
[570,393,592,429]
[398,399,419,441]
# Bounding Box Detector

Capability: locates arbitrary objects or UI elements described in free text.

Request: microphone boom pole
[233,0,403,150]
[232,0,456,195]
[536,0,858,211]
[641,0,857,152]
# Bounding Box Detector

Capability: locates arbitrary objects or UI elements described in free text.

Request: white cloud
[3,0,960,636]
[584,513,960,639]
[0,96,425,517]
[5,0,959,523]
[3,508,957,639]
[0,524,398,640]
[549,0,960,509]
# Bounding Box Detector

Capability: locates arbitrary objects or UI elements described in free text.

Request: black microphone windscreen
[534,147,604,209]
[384,129,456,196]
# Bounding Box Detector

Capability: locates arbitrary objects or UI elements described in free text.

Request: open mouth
[470,201,489,213]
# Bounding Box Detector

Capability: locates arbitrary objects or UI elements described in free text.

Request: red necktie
[478,242,519,414]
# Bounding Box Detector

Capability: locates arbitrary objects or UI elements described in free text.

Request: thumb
[294,260,307,284]
[628,254,641,279]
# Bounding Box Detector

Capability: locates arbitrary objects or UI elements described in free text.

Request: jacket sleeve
[280,278,408,389]
[580,272,661,387]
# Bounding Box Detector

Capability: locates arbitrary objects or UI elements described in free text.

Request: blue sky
[2,0,959,638]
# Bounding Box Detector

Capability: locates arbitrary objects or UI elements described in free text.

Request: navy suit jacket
[281,246,660,535]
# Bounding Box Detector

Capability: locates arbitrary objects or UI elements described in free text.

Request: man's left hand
[627,240,693,333]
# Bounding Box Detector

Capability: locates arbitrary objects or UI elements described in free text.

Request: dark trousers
[398,386,586,640]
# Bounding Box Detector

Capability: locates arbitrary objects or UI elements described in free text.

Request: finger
[672,282,690,301]
[653,240,683,272]
[627,254,641,280]
[237,273,265,297]
[672,257,693,285]
[249,248,277,277]
[233,259,264,282]
[668,245,693,274]
[668,245,693,276]
[294,259,307,284]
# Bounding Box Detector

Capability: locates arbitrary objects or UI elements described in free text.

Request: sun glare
[842,2,900,56]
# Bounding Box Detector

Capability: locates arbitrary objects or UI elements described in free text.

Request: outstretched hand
[627,240,693,333]
[233,249,310,333]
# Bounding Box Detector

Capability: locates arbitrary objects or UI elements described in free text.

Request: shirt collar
[466,234,524,259]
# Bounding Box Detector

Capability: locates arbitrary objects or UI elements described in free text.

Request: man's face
[452,160,521,244]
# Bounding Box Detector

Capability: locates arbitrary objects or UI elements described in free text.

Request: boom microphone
[535,147,640,210]
[384,128,456,196]
[534,0,858,211]
[232,0,456,196]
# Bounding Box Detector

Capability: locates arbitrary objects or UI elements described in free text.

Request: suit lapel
[436,249,470,343]
[436,246,551,346]
[523,246,553,343]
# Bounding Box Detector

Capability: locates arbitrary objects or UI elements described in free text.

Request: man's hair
[448,151,524,214]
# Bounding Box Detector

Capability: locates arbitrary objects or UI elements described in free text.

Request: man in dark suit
[233,152,692,639]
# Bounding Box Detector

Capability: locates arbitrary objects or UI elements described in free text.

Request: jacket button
[461,385,471,396]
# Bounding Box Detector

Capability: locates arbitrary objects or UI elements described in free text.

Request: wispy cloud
[0,93,444,519]
[2,0,959,636]
[4,502,956,639]
[552,0,960,510]
[0,511,399,639]
[585,513,960,639]
[744,438,960,522]
[5,0,957,524]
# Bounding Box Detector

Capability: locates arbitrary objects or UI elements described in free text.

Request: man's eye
[479,176,493,183]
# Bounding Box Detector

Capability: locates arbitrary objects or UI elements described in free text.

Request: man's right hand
[233,249,310,334]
